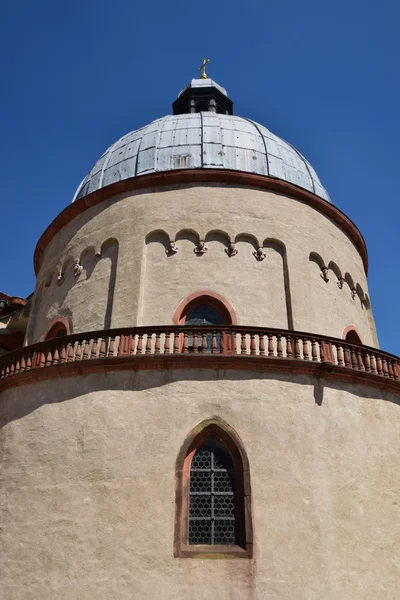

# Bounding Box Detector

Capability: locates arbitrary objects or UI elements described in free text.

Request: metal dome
[74,113,330,202]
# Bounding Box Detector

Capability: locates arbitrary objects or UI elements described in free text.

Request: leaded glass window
[185,305,224,352]
[188,436,236,545]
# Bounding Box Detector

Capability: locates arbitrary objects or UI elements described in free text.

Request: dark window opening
[185,304,224,352]
[195,101,208,113]
[44,322,68,340]
[345,330,362,344]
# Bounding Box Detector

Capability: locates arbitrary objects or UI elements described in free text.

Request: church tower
[1,67,399,599]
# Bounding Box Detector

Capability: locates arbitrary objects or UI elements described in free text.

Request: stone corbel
[74,261,83,278]
[166,240,178,256]
[253,247,266,261]
[320,267,329,282]
[225,242,238,257]
[57,270,65,286]
[194,240,208,255]
[351,287,357,300]
[337,277,345,289]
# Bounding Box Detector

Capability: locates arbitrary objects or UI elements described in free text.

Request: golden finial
[198,57,210,79]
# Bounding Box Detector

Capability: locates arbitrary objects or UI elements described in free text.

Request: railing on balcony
[0,325,399,382]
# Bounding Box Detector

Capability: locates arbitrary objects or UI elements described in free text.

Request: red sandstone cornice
[0,325,398,394]
[33,170,369,275]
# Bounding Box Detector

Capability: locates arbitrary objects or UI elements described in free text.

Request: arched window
[185,304,225,352]
[343,326,362,345]
[173,291,237,353]
[185,304,225,327]
[189,435,236,545]
[345,329,362,344]
[174,421,252,558]
[44,318,71,340]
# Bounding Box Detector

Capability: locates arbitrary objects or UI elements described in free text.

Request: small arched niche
[174,419,253,558]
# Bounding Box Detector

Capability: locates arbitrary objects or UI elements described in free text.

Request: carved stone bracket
[351,287,357,300]
[225,242,238,257]
[166,240,178,256]
[74,261,83,278]
[57,271,65,286]
[337,277,345,290]
[194,241,208,255]
[253,247,266,261]
[320,267,329,282]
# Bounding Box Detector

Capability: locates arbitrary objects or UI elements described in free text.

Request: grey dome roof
[74,113,330,202]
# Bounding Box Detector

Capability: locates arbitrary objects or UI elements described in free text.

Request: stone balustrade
[0,325,399,386]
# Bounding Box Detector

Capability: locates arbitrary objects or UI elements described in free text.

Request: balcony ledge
[0,325,399,395]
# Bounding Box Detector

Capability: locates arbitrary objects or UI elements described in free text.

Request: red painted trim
[174,419,253,558]
[172,290,238,325]
[342,325,363,344]
[33,169,369,275]
[44,317,72,340]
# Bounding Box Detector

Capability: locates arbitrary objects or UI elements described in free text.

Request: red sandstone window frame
[342,326,362,344]
[174,419,253,559]
[172,290,237,325]
[43,317,71,341]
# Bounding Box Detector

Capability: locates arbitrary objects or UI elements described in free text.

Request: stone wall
[26,184,376,345]
[1,369,399,599]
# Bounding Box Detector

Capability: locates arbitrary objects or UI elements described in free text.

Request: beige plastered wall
[26,184,377,345]
[1,369,399,599]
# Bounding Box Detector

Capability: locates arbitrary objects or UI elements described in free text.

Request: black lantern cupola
[172,64,233,115]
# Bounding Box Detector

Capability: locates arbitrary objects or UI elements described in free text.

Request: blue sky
[1,0,399,353]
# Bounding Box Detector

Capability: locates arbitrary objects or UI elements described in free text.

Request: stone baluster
[193,332,199,353]
[155,333,161,354]
[211,331,218,354]
[277,335,283,358]
[83,341,90,360]
[145,334,152,355]
[250,333,256,355]
[268,334,274,357]
[303,337,310,361]
[295,337,301,359]
[241,332,247,355]
[173,331,180,354]
[259,334,265,356]
[337,344,344,366]
[90,339,98,359]
[182,331,189,354]
[311,339,318,362]
[136,334,143,355]
[357,349,365,371]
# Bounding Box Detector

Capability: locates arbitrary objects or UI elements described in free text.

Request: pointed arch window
[189,435,236,545]
[174,421,253,558]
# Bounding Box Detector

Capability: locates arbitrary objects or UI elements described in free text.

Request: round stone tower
[1,76,399,600]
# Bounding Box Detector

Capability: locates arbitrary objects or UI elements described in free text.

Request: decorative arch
[328,260,342,280]
[309,251,326,270]
[234,232,260,249]
[342,325,362,344]
[174,418,253,558]
[172,290,238,325]
[44,317,71,340]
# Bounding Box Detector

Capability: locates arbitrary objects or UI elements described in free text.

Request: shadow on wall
[1,368,398,431]
[28,238,119,341]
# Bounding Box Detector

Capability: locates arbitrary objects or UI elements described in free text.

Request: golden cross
[198,57,210,79]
